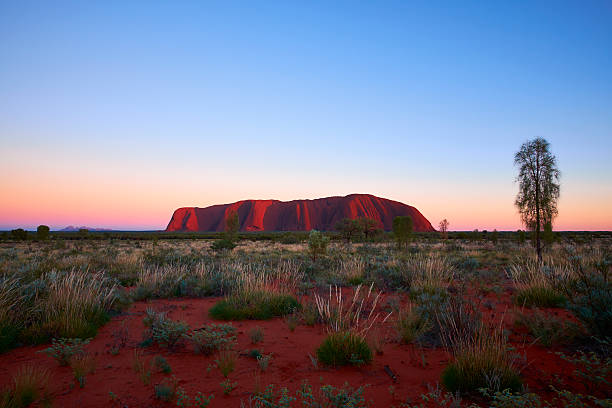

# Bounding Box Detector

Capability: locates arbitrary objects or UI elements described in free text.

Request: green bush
[185,324,236,355]
[514,310,580,347]
[513,286,566,308]
[316,331,372,367]
[143,309,188,348]
[211,239,236,253]
[40,337,90,366]
[209,292,300,321]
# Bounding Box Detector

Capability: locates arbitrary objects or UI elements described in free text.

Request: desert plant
[440,323,521,393]
[393,216,413,249]
[313,284,391,335]
[153,355,172,374]
[216,349,237,377]
[396,305,431,344]
[0,365,52,408]
[132,349,152,385]
[70,353,96,388]
[186,323,236,355]
[40,337,90,366]
[154,376,178,402]
[249,326,264,344]
[194,392,214,408]
[316,331,372,367]
[257,353,273,372]
[514,309,580,347]
[308,230,329,262]
[507,259,566,308]
[209,292,300,321]
[143,309,188,348]
[220,379,237,395]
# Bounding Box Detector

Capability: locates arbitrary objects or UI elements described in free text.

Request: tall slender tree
[514,137,560,261]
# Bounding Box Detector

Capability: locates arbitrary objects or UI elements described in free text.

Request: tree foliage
[392,216,413,249]
[439,219,449,240]
[308,230,329,262]
[334,218,361,243]
[37,225,50,240]
[514,137,560,261]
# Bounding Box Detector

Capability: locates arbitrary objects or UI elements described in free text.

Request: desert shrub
[514,310,581,347]
[557,252,612,338]
[308,230,329,262]
[211,238,236,253]
[316,331,372,367]
[185,323,236,355]
[143,309,189,348]
[209,292,300,321]
[0,365,52,408]
[480,388,544,408]
[459,257,480,272]
[41,337,90,366]
[336,257,366,285]
[253,381,368,408]
[153,355,172,373]
[299,381,368,408]
[401,383,462,408]
[155,376,178,402]
[556,350,612,397]
[396,305,431,344]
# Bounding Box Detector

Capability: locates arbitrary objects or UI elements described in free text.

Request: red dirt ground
[0,293,581,408]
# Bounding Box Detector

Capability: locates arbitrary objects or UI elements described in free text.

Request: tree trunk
[535,153,542,262]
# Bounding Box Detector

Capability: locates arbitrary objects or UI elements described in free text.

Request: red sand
[165,194,436,232]
[0,294,582,408]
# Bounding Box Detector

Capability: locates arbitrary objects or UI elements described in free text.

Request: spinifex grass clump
[314,284,390,367]
[395,305,431,344]
[507,258,567,308]
[316,331,372,367]
[0,365,53,408]
[209,268,301,321]
[440,322,521,393]
[0,277,25,352]
[405,254,455,297]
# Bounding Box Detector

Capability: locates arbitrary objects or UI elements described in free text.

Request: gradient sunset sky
[1,1,611,231]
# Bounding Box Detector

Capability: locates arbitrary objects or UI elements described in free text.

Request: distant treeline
[1,227,610,243]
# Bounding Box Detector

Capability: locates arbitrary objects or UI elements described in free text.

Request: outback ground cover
[0,233,610,407]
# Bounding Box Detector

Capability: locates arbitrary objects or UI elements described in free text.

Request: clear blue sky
[1,1,611,230]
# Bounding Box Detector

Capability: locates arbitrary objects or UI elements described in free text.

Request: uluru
[166,194,435,232]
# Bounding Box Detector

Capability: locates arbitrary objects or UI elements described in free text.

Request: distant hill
[166,193,435,232]
[59,226,114,232]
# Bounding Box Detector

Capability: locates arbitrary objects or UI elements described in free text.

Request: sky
[1,1,611,231]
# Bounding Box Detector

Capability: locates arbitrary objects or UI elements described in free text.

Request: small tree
[490,229,498,245]
[514,137,560,261]
[78,228,89,239]
[308,230,329,262]
[225,211,239,240]
[358,217,382,241]
[335,218,361,244]
[517,229,526,244]
[392,216,413,249]
[37,225,50,240]
[438,219,449,240]
[10,228,27,240]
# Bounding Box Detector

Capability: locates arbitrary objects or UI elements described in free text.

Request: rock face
[166,194,435,232]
